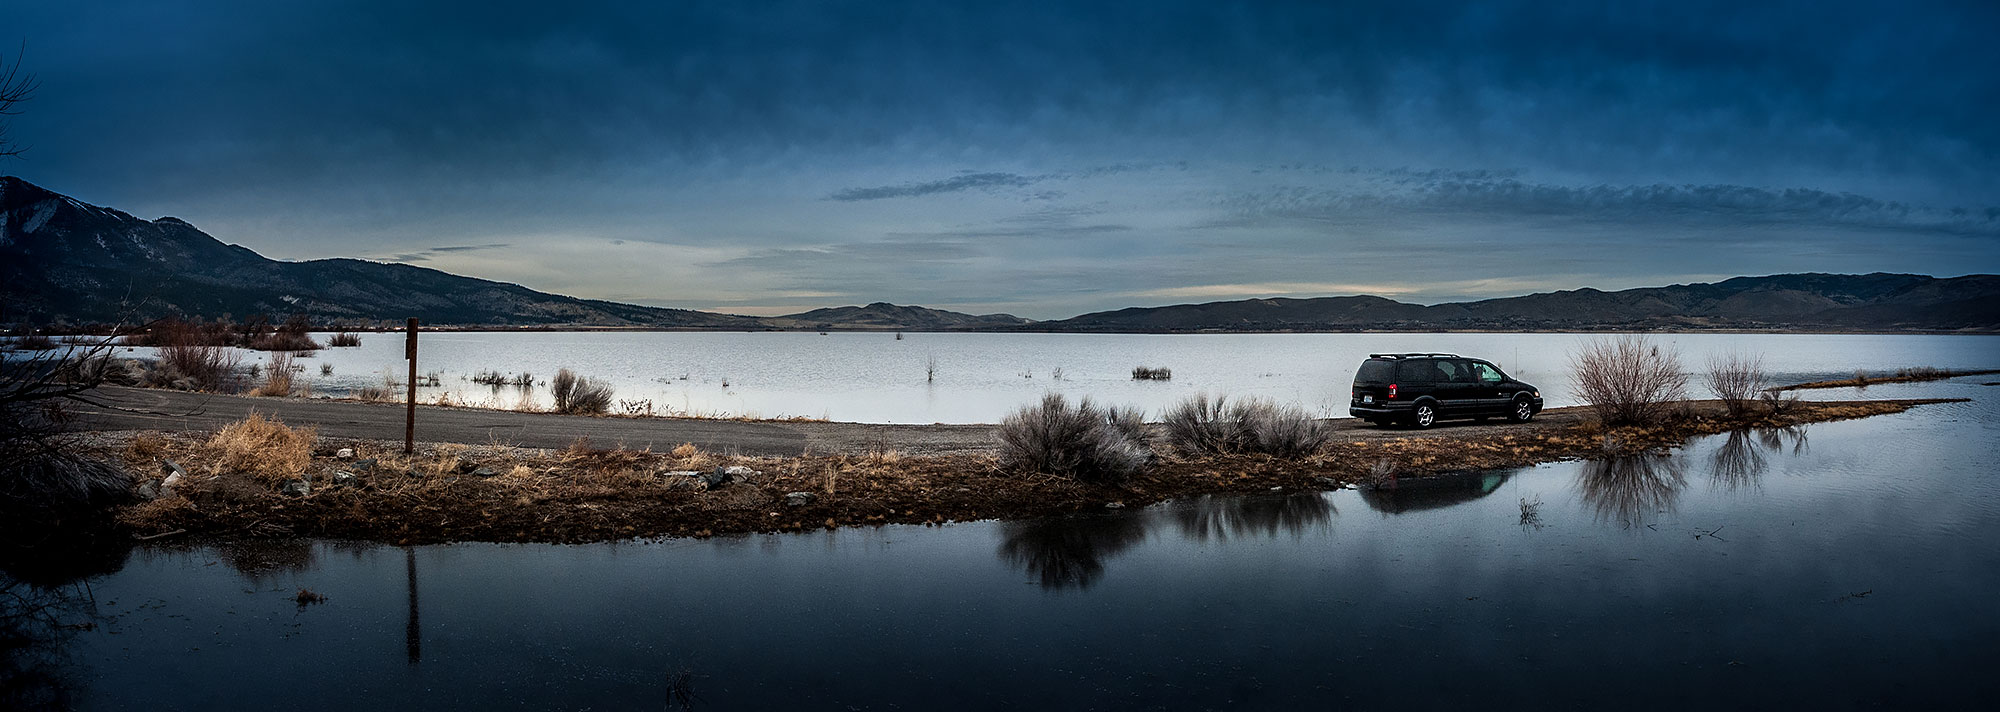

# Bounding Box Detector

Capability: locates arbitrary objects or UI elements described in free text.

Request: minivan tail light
[1388,384,1398,399]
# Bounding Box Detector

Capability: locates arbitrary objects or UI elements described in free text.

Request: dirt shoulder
[99,398,1962,545]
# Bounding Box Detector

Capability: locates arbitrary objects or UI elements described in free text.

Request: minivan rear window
[1355,360,1397,383]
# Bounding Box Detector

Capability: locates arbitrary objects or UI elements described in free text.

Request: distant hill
[763,302,1031,330]
[1032,273,2000,332]
[6,176,1993,332]
[0,176,764,328]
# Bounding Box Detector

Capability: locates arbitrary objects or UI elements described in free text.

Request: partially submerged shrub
[551,368,614,414]
[1160,393,1328,456]
[1131,366,1172,380]
[251,351,297,397]
[209,413,315,483]
[1569,335,1689,425]
[327,332,362,347]
[1703,352,1767,417]
[998,393,1151,483]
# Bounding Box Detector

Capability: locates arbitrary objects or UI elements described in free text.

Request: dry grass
[327,332,362,347]
[207,413,316,483]
[250,352,297,397]
[1774,367,2000,391]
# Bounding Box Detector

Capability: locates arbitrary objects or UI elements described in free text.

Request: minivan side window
[1471,362,1504,383]
[1432,359,1466,383]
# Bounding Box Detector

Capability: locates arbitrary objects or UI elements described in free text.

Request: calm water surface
[133,332,2000,422]
[6,379,1997,709]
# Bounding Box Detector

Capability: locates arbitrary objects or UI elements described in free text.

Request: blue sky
[4,0,1997,318]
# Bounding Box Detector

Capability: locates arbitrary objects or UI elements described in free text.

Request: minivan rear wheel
[1508,396,1535,423]
[1411,403,1437,429]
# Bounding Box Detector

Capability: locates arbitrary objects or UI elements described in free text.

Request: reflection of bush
[0,536,128,710]
[1708,426,1810,492]
[1172,493,1334,541]
[998,514,1148,590]
[1708,430,1766,492]
[1576,453,1687,527]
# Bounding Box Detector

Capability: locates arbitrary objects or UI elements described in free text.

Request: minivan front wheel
[1509,397,1535,423]
[1411,403,1437,429]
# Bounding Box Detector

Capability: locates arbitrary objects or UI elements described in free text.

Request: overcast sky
[5,0,1997,318]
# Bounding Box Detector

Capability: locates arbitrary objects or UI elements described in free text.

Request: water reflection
[0,536,127,710]
[214,538,319,584]
[1358,471,1515,515]
[1709,426,1811,492]
[1575,453,1688,527]
[997,514,1148,590]
[1171,493,1334,541]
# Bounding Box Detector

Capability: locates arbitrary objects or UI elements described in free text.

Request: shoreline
[101,397,1963,545]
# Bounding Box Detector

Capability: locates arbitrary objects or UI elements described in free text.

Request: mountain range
[3,176,1994,332]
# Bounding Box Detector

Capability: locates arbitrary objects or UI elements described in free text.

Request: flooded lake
[125,331,2000,422]
[6,379,1997,709]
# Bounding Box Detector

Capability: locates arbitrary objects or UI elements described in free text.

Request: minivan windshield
[1355,360,1397,383]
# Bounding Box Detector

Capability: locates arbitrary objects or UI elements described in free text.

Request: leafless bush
[251,352,296,397]
[1703,352,1767,417]
[1758,388,1801,416]
[1569,335,1689,425]
[1160,393,1328,456]
[327,332,362,347]
[551,368,614,414]
[2,337,138,517]
[151,325,242,392]
[997,394,1151,483]
[1131,366,1172,380]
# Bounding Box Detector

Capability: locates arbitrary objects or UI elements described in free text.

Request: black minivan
[1348,353,1543,428]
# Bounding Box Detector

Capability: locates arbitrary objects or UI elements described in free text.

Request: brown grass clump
[208,413,316,482]
[327,332,362,347]
[670,443,700,458]
[124,431,170,460]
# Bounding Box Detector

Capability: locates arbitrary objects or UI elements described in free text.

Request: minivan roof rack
[1367,352,1461,359]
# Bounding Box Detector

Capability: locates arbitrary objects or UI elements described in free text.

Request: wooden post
[405,317,418,454]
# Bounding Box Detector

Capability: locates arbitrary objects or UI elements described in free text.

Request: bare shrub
[2,334,140,519]
[1569,335,1689,425]
[1161,393,1328,456]
[1131,366,1172,380]
[1161,393,1237,454]
[208,413,315,483]
[1236,399,1329,457]
[997,394,1150,484]
[551,368,614,414]
[1758,388,1801,416]
[152,325,242,392]
[251,351,296,397]
[327,332,362,347]
[1703,352,1767,417]
[247,315,322,351]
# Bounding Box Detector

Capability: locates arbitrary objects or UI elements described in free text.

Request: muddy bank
[104,398,1959,544]
[1775,368,2000,391]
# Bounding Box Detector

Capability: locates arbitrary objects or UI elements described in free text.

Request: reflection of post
[405,547,421,664]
